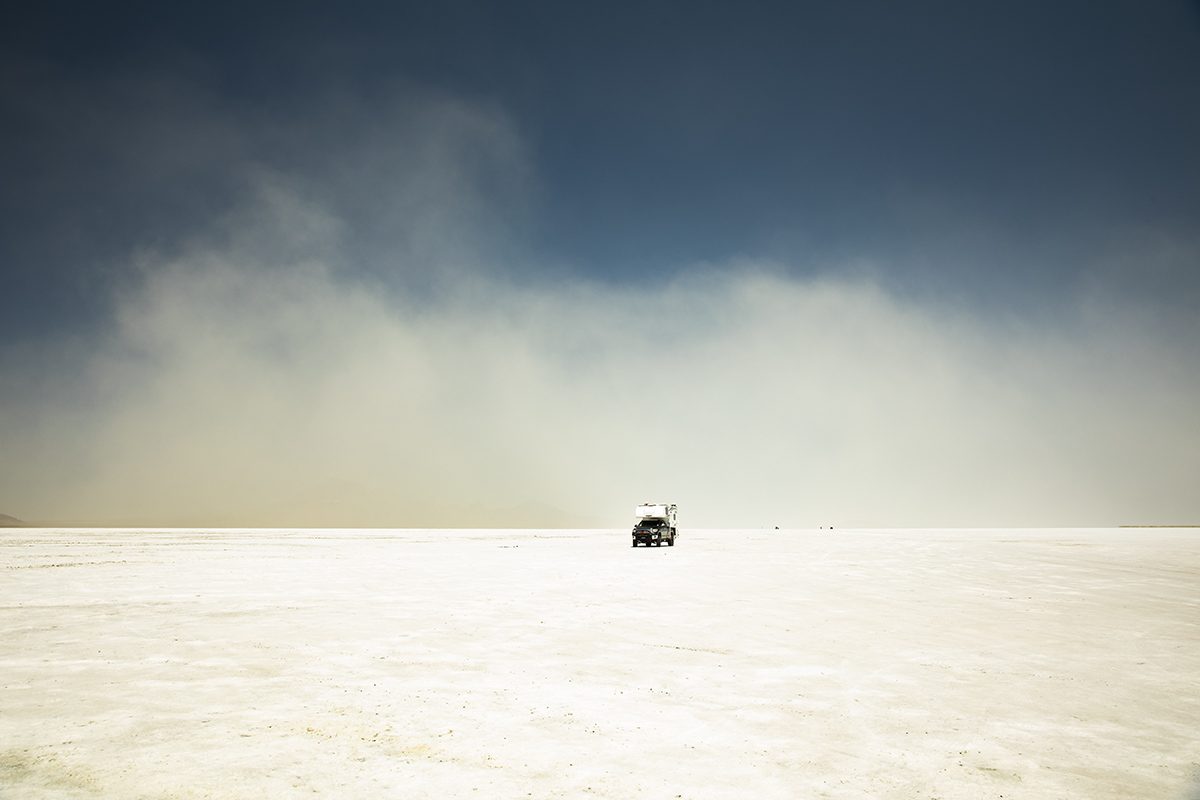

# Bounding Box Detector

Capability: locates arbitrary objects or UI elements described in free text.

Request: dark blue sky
[3,0,1199,342]
[3,1,1200,526]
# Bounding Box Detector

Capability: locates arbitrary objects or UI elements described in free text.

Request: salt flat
[1,527,1197,799]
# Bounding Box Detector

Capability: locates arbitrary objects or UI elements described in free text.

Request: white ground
[2,527,1198,799]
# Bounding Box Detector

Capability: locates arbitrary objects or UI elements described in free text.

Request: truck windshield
[637,520,664,528]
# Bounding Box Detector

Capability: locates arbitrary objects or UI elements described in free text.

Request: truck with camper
[632,503,677,547]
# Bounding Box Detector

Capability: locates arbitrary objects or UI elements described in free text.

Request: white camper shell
[632,503,677,547]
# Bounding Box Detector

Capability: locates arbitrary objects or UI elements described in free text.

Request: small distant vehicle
[632,503,677,547]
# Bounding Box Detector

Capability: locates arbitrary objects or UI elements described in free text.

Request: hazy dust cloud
[1,87,1197,528]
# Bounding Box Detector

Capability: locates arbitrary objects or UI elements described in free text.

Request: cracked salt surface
[1,527,1198,798]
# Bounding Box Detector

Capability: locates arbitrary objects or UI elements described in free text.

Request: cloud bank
[1,86,1197,528]
[5,259,1197,528]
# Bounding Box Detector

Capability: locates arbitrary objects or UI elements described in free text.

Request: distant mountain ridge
[0,493,609,528]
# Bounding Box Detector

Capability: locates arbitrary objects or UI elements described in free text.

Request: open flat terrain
[2,527,1198,799]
